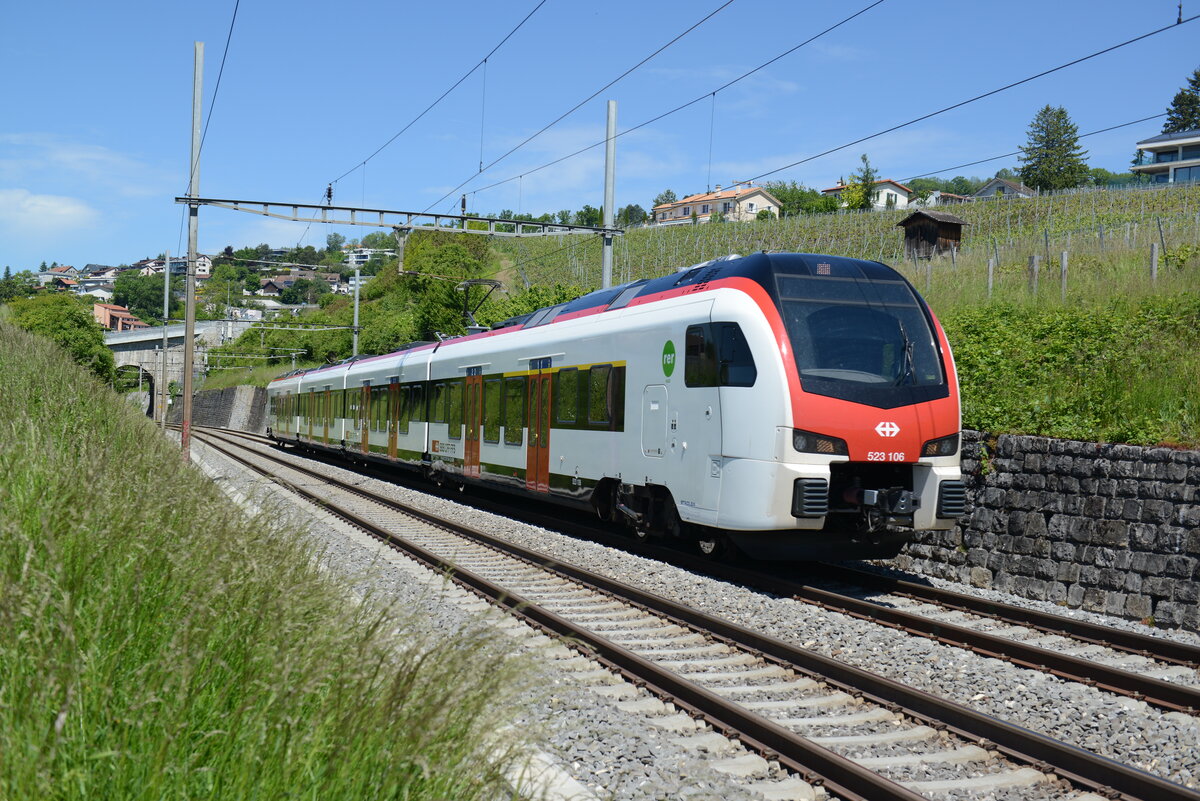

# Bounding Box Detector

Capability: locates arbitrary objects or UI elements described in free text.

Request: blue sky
[2,0,1196,272]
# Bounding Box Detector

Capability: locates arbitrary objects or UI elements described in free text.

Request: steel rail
[193,431,924,801]
[196,428,1200,801]
[814,562,1200,668]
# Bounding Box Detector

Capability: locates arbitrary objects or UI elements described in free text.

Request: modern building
[1131,128,1200,184]
[652,183,783,225]
[821,179,915,210]
[343,248,395,267]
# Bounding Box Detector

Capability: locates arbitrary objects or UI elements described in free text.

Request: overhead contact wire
[743,14,1200,184]
[423,0,740,212]
[330,0,548,186]
[450,0,889,200]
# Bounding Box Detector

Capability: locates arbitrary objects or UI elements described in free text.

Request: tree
[762,180,839,216]
[841,154,880,210]
[1162,66,1200,134]
[281,278,331,305]
[326,232,346,253]
[360,231,396,251]
[0,269,38,302]
[9,294,115,381]
[652,189,677,210]
[709,210,725,224]
[756,208,776,221]
[1018,105,1089,191]
[573,205,601,227]
[114,271,178,322]
[616,204,647,227]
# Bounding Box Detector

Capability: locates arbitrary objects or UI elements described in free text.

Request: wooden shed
[896,210,968,260]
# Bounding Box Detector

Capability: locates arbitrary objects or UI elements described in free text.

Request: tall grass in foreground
[0,322,531,800]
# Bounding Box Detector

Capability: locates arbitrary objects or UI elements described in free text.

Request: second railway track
[190,426,1200,801]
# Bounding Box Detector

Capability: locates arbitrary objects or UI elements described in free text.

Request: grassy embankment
[0,321,533,800]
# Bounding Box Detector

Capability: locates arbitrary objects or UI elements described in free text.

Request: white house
[652,183,782,225]
[343,248,395,267]
[821,179,914,210]
[1131,128,1200,184]
[972,178,1035,199]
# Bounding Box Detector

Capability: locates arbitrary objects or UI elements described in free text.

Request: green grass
[200,360,323,390]
[943,296,1200,446]
[0,322,534,800]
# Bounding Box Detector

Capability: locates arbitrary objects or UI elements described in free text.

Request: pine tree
[1162,67,1200,134]
[1018,105,1089,191]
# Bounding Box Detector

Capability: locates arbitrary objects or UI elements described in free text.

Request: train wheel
[695,530,728,558]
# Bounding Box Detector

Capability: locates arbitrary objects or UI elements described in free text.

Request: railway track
[188,427,1199,801]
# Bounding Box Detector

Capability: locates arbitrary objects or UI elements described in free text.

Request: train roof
[269,252,909,382]
[488,251,904,332]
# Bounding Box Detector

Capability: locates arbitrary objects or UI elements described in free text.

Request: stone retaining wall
[892,431,1200,630]
[168,386,268,434]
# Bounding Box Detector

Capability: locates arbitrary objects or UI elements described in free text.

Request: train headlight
[921,432,960,457]
[793,429,848,456]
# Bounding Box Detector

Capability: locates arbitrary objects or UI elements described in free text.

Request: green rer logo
[662,340,676,377]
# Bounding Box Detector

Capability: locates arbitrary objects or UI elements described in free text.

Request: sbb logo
[875,421,901,437]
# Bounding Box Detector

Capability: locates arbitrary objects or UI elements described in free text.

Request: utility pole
[159,248,170,429]
[352,268,360,356]
[181,41,203,462]
[601,100,617,289]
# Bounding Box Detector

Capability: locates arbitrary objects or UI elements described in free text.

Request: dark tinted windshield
[776,272,948,409]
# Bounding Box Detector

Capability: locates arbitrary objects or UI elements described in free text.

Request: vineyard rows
[492,182,1200,297]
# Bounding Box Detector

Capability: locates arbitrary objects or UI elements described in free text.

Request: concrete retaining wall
[169,386,268,434]
[892,431,1200,630]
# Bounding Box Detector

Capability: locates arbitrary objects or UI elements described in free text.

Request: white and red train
[266,252,965,559]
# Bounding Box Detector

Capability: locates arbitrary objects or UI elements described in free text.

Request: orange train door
[464,373,483,478]
[525,370,551,492]
[360,384,370,455]
[388,381,399,459]
[322,388,331,444]
[306,390,314,441]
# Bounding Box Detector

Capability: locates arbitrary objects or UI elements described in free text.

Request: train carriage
[268,252,965,560]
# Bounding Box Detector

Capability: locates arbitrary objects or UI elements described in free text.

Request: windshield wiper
[895,319,916,386]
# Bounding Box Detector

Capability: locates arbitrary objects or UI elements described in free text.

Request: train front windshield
[776,273,948,409]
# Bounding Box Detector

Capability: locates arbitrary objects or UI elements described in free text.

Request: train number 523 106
[867,451,906,462]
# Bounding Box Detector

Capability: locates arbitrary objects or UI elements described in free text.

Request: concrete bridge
[105,320,253,418]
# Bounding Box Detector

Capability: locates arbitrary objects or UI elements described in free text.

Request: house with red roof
[93,303,150,331]
[652,183,782,225]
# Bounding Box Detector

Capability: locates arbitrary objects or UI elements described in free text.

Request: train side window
[410,384,425,423]
[685,325,718,387]
[503,377,525,445]
[397,385,410,435]
[587,365,612,425]
[432,383,446,423]
[555,368,579,423]
[483,379,501,443]
[447,381,463,439]
[716,322,757,387]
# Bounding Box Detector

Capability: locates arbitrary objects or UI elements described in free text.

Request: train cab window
[483,379,501,443]
[503,377,524,445]
[447,381,464,439]
[717,324,756,386]
[685,323,757,388]
[555,368,579,423]
[587,365,612,424]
